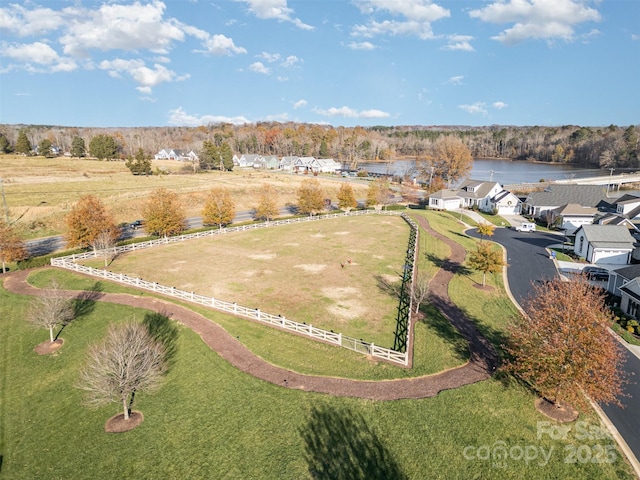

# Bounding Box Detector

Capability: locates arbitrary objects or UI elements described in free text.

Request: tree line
[1,122,638,171]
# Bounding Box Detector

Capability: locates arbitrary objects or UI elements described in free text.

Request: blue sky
[1,0,638,128]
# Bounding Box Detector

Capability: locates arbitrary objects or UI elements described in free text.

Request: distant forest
[1,122,638,171]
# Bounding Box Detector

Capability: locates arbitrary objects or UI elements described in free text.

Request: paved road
[468,226,640,469]
[25,207,295,256]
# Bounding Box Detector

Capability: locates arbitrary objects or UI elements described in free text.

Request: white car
[515,222,536,232]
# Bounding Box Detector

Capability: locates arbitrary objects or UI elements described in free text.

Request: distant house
[233,154,262,168]
[549,203,598,234]
[154,149,198,161]
[279,156,298,171]
[428,180,504,212]
[595,194,640,231]
[522,185,610,220]
[316,158,341,174]
[573,224,635,264]
[293,157,317,174]
[261,155,279,169]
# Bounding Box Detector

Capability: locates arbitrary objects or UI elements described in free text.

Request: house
[619,277,640,320]
[279,156,298,171]
[154,149,198,161]
[428,189,463,210]
[260,155,279,170]
[522,185,610,220]
[293,156,317,174]
[427,180,503,212]
[594,194,640,232]
[233,154,263,168]
[548,203,598,234]
[316,158,341,174]
[606,264,640,298]
[489,190,521,215]
[573,224,635,265]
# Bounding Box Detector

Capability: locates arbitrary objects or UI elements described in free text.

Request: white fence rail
[52,210,417,365]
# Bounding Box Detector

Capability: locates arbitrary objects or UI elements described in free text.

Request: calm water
[359,158,605,185]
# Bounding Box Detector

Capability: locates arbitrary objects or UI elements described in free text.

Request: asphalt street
[468,226,640,469]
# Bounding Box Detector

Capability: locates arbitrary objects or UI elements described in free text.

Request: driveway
[468,225,640,472]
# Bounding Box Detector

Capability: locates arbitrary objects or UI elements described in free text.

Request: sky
[0,0,639,128]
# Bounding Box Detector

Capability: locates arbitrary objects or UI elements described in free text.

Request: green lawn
[1,209,634,479]
[0,282,633,479]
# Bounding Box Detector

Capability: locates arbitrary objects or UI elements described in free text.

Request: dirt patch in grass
[34,338,64,355]
[105,411,144,433]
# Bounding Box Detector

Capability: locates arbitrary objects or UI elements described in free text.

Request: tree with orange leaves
[0,219,28,273]
[504,276,625,411]
[65,195,119,250]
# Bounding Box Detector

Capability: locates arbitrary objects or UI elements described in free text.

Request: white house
[428,189,463,210]
[233,154,263,168]
[489,190,521,215]
[428,180,504,212]
[549,203,598,234]
[279,156,298,171]
[573,224,635,265]
[618,277,640,320]
[154,149,198,161]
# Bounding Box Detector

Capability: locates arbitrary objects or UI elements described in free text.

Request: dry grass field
[92,214,409,347]
[0,155,369,239]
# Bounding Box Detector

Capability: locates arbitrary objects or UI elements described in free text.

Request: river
[358,158,606,186]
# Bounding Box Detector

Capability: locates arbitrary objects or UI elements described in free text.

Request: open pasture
[0,155,366,239]
[95,214,409,347]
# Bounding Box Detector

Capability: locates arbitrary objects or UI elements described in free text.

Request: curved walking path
[3,216,498,400]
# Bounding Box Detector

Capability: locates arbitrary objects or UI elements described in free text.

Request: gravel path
[3,215,498,400]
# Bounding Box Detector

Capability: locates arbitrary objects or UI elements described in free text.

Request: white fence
[52,210,417,365]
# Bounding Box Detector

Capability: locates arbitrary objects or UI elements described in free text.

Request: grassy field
[1,209,634,478]
[81,215,409,347]
[0,155,370,239]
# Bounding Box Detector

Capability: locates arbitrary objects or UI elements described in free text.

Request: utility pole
[0,177,9,223]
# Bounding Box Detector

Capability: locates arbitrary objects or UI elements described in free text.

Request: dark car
[129,219,144,230]
[583,266,609,281]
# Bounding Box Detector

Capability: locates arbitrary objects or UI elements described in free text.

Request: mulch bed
[535,398,579,423]
[105,411,144,433]
[34,338,64,355]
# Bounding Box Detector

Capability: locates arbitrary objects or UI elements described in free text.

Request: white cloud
[236,0,314,30]
[632,34,640,41]
[99,58,189,91]
[293,99,307,109]
[200,34,247,56]
[265,112,289,121]
[493,101,508,109]
[442,35,474,51]
[249,61,270,74]
[469,0,601,45]
[0,4,65,37]
[1,41,77,72]
[313,106,390,119]
[281,55,301,67]
[352,0,450,39]
[168,107,251,126]
[347,41,376,50]
[60,1,186,57]
[459,102,488,115]
[448,75,464,85]
[258,51,281,62]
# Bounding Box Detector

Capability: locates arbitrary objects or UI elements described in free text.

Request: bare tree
[411,272,430,314]
[27,279,75,343]
[78,322,167,421]
[91,230,118,267]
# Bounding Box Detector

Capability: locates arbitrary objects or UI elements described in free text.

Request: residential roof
[576,224,635,248]
[457,180,500,200]
[611,264,640,280]
[525,185,610,209]
[430,189,461,200]
[614,194,640,205]
[552,203,598,216]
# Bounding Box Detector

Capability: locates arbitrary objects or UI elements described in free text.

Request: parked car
[583,266,609,281]
[515,222,536,232]
[129,219,144,230]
